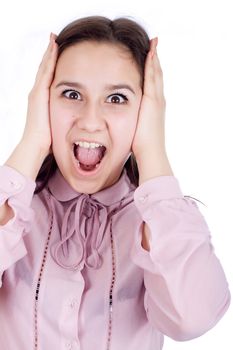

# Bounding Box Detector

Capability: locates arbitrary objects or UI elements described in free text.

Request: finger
[33,33,58,89]
[39,33,56,67]
[37,34,58,78]
[150,37,158,58]
[152,40,163,75]
[144,37,165,100]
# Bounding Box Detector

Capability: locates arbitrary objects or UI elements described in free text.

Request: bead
[106,217,116,350]
[34,199,53,349]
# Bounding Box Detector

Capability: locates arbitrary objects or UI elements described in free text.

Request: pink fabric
[0,165,231,350]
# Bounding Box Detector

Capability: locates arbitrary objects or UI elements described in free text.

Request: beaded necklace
[33,193,118,350]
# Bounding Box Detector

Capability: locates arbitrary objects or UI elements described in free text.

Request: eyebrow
[55,81,136,95]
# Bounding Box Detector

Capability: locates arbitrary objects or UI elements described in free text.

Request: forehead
[55,41,141,87]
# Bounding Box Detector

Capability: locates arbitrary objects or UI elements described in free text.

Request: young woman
[0,15,230,350]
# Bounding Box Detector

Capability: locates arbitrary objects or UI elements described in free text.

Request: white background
[0,0,232,349]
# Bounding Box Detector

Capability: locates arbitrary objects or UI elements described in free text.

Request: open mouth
[73,143,107,172]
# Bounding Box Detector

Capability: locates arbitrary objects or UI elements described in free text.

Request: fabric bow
[49,192,132,271]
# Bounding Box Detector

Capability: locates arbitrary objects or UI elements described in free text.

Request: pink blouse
[0,165,231,350]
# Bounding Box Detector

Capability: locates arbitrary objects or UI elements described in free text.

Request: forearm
[144,234,231,340]
[137,149,174,251]
[132,177,231,339]
[0,202,14,226]
[0,139,47,226]
[4,138,48,182]
[137,149,173,186]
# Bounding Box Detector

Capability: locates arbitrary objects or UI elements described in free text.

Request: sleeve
[130,175,231,341]
[0,165,36,286]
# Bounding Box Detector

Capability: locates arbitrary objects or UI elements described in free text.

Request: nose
[75,102,106,133]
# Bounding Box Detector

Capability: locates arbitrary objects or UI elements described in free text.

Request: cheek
[111,112,137,130]
[110,110,139,148]
[122,106,140,133]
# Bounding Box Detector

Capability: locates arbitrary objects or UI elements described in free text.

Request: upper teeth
[74,141,103,149]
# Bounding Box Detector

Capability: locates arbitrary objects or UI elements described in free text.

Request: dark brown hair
[35,15,150,194]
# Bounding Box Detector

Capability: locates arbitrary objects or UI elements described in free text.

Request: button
[10,180,21,190]
[65,340,80,350]
[66,341,72,349]
[67,298,78,309]
[69,299,77,309]
[138,195,147,203]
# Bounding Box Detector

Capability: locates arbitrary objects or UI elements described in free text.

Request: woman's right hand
[21,33,58,157]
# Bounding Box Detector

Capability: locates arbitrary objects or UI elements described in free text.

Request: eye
[62,89,80,100]
[107,93,128,104]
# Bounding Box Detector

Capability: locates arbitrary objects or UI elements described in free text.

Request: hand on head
[21,33,58,157]
[132,37,167,163]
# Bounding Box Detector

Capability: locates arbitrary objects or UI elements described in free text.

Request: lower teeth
[76,160,100,170]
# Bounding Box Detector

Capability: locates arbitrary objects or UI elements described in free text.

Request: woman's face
[50,41,142,194]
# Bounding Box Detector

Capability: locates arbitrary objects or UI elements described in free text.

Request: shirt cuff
[134,175,183,220]
[0,165,36,206]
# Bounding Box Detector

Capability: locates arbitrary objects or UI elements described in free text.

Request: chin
[69,177,106,195]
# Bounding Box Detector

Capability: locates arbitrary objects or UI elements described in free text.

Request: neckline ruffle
[47,168,135,205]
[46,168,136,270]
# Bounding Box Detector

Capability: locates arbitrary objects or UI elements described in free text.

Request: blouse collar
[47,167,135,205]
[46,167,136,271]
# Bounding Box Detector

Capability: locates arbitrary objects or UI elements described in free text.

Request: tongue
[75,146,104,166]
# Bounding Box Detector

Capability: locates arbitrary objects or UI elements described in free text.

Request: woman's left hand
[132,37,173,185]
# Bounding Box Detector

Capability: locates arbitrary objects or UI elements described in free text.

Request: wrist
[21,132,51,155]
[4,139,49,181]
[136,150,173,185]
